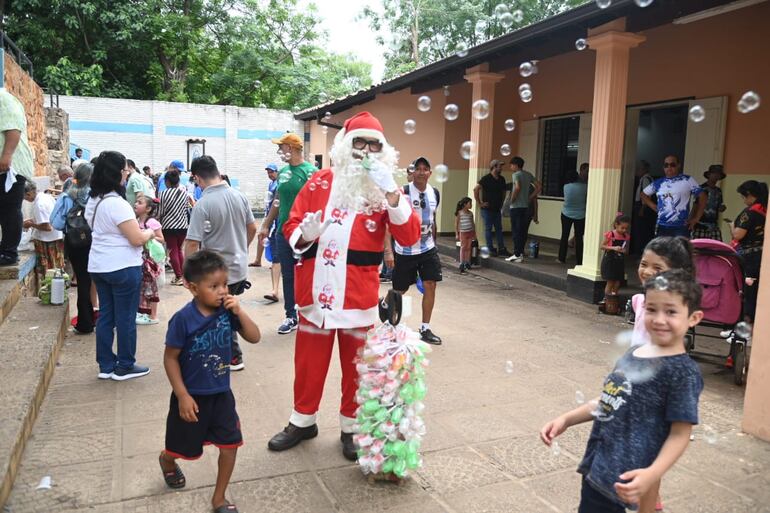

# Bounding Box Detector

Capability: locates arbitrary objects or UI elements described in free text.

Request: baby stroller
[688,239,749,385]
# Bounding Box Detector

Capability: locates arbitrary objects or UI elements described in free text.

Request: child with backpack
[135,196,165,325]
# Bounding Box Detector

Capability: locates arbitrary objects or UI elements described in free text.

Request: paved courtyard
[6,254,770,513]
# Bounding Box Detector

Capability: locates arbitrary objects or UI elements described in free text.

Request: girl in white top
[454,197,476,274]
[23,180,64,278]
[86,151,156,382]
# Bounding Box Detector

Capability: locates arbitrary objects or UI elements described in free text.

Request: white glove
[299,210,332,243]
[365,157,398,193]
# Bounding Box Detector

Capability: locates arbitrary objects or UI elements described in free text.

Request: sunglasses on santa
[352,137,383,153]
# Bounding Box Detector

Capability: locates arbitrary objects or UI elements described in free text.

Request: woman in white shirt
[86,151,155,382]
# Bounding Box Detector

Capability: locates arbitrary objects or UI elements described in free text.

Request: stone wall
[45,108,70,185]
[3,53,48,177]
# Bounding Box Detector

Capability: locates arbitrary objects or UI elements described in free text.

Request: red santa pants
[290,315,368,431]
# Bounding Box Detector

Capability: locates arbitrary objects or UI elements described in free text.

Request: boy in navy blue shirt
[541,269,704,513]
[158,250,260,513]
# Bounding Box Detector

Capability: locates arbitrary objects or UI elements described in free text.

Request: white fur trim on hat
[345,128,385,142]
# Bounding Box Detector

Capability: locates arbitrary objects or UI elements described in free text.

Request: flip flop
[263,294,279,303]
[248,262,261,267]
[159,453,186,489]
[213,503,239,513]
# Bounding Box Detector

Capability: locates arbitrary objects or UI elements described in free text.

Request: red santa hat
[337,111,387,145]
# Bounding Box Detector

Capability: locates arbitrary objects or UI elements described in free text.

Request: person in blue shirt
[558,164,588,265]
[158,250,261,513]
[157,159,186,195]
[541,269,704,513]
[641,155,707,238]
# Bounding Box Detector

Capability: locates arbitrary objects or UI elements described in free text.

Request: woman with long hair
[86,151,156,381]
[729,180,767,322]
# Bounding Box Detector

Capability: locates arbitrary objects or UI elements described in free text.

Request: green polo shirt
[0,89,34,180]
[276,161,314,233]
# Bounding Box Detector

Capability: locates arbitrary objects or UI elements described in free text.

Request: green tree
[3,0,372,109]
[361,0,586,79]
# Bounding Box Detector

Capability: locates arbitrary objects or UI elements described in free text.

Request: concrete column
[743,216,770,441]
[567,29,644,302]
[464,64,504,228]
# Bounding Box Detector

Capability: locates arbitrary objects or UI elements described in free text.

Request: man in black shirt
[474,160,511,257]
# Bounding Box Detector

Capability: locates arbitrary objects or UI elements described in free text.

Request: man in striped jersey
[392,156,443,345]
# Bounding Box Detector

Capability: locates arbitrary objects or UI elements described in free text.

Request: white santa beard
[328,138,398,213]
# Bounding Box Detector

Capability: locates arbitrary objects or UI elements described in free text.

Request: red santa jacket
[284,168,421,329]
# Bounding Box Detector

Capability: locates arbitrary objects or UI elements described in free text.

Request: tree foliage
[4,0,372,109]
[361,0,586,80]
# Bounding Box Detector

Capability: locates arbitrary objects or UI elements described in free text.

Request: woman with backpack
[51,162,96,334]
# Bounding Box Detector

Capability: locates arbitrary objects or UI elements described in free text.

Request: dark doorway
[636,105,688,177]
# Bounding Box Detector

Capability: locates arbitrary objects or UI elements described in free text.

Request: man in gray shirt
[185,155,257,370]
[507,156,541,262]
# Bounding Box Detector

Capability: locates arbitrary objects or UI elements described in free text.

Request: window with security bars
[540,116,580,198]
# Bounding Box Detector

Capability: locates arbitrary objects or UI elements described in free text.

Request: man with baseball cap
[392,156,443,345]
[157,159,186,195]
[692,164,727,240]
[260,133,313,334]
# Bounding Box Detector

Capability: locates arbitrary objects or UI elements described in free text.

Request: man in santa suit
[267,111,421,460]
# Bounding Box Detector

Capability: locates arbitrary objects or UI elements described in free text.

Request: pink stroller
[689,239,749,385]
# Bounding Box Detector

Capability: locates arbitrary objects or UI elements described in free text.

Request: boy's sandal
[213,503,238,513]
[263,294,279,303]
[159,454,186,489]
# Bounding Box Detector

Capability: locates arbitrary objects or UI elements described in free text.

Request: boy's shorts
[392,248,443,291]
[578,478,625,513]
[165,390,243,460]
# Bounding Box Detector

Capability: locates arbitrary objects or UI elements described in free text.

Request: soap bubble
[504,360,514,374]
[653,275,669,290]
[321,126,328,134]
[203,220,212,233]
[320,180,330,190]
[403,119,417,134]
[455,42,469,57]
[417,96,432,112]
[575,390,585,404]
[319,92,328,102]
[460,141,475,160]
[734,321,752,339]
[575,38,588,51]
[494,3,509,16]
[689,105,705,123]
[551,440,561,456]
[475,19,486,34]
[480,246,491,259]
[253,79,262,88]
[596,0,611,8]
[258,103,267,109]
[635,0,653,6]
[500,144,511,156]
[519,61,535,77]
[499,12,514,29]
[472,99,490,120]
[443,85,451,96]
[512,10,523,23]
[434,164,449,183]
[278,170,292,184]
[518,83,531,94]
[324,111,332,120]
[308,182,317,191]
[444,103,459,121]
[407,163,416,174]
[704,425,718,444]
[262,238,270,247]
[504,119,516,131]
[520,88,533,103]
[365,219,377,232]
[738,91,761,114]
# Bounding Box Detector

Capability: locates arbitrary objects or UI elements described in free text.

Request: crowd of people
[0,87,767,512]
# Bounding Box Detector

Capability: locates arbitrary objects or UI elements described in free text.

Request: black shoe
[498,248,512,257]
[0,255,18,266]
[340,432,357,461]
[267,423,318,451]
[379,275,392,283]
[459,265,467,274]
[420,328,442,345]
[489,248,499,257]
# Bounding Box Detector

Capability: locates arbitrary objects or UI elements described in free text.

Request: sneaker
[111,364,150,381]
[136,314,159,325]
[230,355,245,371]
[505,254,523,263]
[97,371,113,380]
[498,248,512,257]
[170,277,184,286]
[420,328,442,345]
[379,275,392,283]
[459,264,467,274]
[72,327,93,335]
[720,329,733,338]
[277,317,298,335]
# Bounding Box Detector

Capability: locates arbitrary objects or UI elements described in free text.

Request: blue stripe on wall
[70,120,153,134]
[237,129,285,140]
[166,126,226,137]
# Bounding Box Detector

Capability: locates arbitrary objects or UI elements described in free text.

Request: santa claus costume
[267,112,421,460]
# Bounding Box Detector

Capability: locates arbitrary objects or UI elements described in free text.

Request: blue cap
[169,159,185,172]
[265,163,278,172]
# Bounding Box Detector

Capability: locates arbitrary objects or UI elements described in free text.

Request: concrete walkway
[6,255,770,512]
